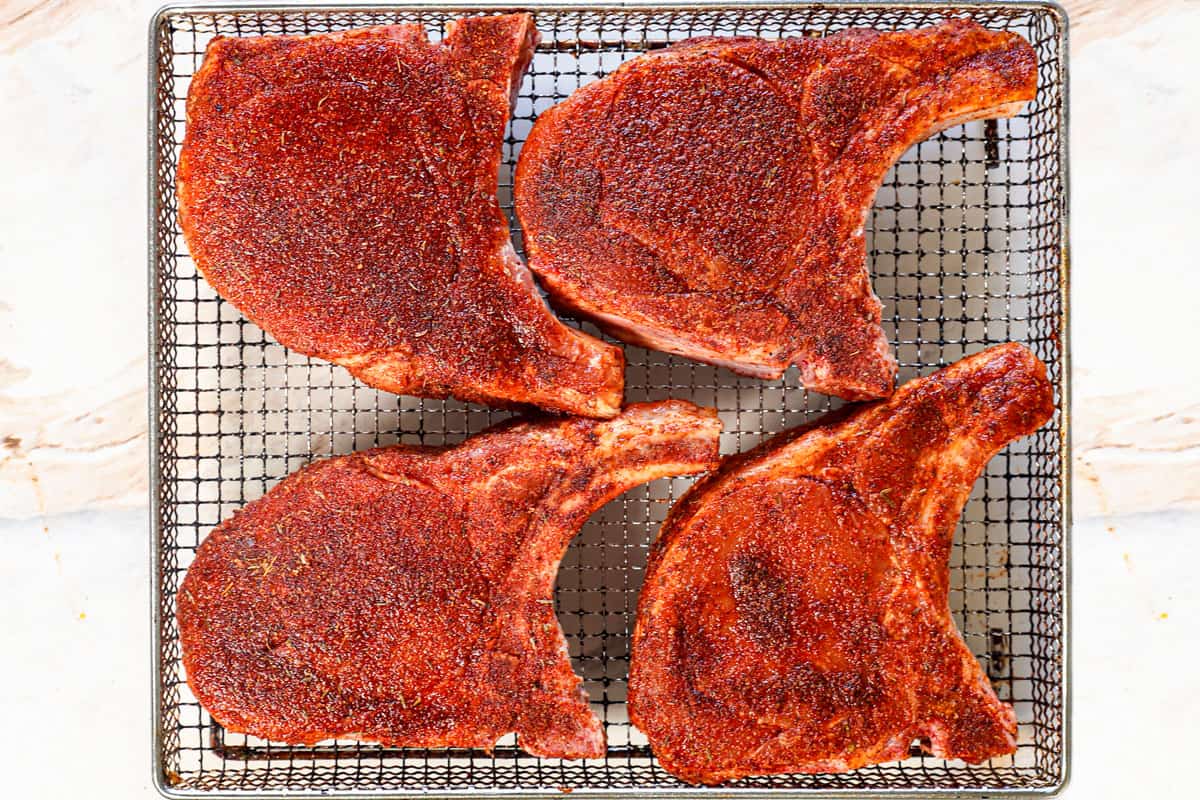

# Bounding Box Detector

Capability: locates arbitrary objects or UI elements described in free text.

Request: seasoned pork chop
[178,15,624,417]
[179,401,721,758]
[516,20,1036,400]
[629,344,1054,783]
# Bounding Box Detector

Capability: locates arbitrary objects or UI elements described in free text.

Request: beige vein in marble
[1061,0,1181,47]
[1069,2,1200,519]
[0,360,147,519]
[0,0,87,54]
[1,0,146,519]
[1075,389,1200,519]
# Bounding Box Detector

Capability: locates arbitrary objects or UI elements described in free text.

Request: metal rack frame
[149,2,1070,796]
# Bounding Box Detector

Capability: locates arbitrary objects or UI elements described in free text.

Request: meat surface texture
[629,344,1054,784]
[178,401,721,758]
[178,15,624,418]
[516,20,1037,400]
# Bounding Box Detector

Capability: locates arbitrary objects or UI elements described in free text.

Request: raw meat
[516,20,1036,400]
[178,15,624,417]
[629,344,1054,783]
[178,401,721,758]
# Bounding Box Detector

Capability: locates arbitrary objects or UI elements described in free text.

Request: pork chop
[178,401,721,758]
[515,20,1037,400]
[629,344,1054,783]
[178,15,624,417]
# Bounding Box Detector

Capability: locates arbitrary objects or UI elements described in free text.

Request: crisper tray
[148,2,1070,797]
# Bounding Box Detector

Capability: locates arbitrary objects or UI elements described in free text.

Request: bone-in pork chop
[178,401,721,758]
[178,15,624,417]
[629,344,1054,783]
[516,20,1036,400]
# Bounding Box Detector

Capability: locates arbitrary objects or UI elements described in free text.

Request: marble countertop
[1,1,1196,797]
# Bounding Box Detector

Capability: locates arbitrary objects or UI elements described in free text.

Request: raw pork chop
[629,344,1054,783]
[178,401,721,758]
[178,15,624,417]
[516,20,1036,400]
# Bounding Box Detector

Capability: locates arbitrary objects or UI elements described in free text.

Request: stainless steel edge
[147,2,1072,797]
[1048,0,1072,795]
[135,781,1075,800]
[148,1,1073,18]
[149,4,170,798]
[135,789,1068,800]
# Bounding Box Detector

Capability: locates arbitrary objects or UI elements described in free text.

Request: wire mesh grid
[150,3,1068,795]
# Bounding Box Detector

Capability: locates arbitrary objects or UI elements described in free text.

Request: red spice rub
[629,344,1054,783]
[178,400,722,758]
[516,20,1037,400]
[178,16,623,417]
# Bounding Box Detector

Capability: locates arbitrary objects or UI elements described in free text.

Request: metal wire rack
[149,2,1069,796]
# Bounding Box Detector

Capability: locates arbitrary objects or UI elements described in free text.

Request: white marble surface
[0,0,1197,798]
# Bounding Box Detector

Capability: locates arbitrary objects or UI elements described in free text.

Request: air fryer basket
[149,3,1069,795]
